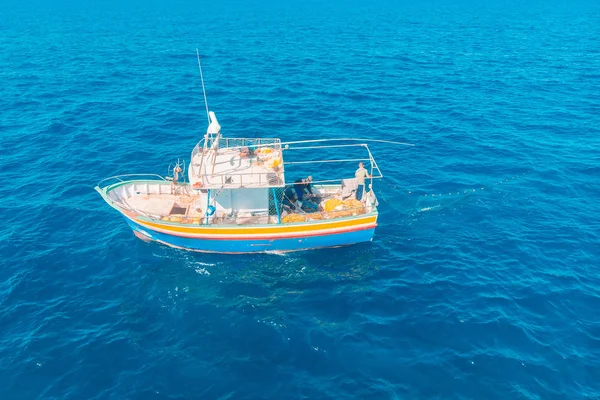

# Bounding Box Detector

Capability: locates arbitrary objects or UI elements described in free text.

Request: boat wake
[264,250,289,256]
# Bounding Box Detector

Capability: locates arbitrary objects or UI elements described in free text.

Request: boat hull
[96,178,379,254]
[125,217,376,253]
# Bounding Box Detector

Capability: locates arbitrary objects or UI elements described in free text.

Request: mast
[193,51,222,178]
[196,48,210,127]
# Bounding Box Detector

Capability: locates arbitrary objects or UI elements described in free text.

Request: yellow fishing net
[281,213,307,223]
[323,198,365,216]
[324,199,344,211]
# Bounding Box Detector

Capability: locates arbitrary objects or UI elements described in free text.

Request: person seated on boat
[294,176,316,201]
[294,176,322,210]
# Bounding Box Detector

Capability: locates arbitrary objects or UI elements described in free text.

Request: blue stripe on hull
[125,219,375,253]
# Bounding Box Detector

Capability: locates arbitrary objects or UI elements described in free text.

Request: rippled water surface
[1,0,600,398]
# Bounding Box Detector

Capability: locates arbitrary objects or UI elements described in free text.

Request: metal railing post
[205,189,211,225]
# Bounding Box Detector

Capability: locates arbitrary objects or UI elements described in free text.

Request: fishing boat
[95,54,411,253]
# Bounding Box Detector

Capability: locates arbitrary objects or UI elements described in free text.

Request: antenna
[196,48,210,125]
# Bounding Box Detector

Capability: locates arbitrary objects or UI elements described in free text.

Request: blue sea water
[2,0,600,398]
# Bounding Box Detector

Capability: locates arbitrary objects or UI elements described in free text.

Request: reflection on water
[139,241,384,318]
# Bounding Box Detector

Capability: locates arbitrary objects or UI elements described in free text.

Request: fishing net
[268,187,286,223]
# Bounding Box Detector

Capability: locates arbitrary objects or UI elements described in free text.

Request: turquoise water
[2,0,600,398]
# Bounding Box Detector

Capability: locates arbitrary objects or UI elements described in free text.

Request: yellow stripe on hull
[135,215,378,236]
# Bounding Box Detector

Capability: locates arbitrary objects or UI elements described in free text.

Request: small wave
[194,268,211,276]
[419,205,441,212]
[194,261,216,267]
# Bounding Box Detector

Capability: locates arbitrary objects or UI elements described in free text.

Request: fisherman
[171,165,183,194]
[293,176,314,201]
[173,166,182,183]
[355,162,369,201]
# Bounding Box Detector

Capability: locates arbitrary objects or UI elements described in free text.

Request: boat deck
[124,193,203,218]
[105,180,376,225]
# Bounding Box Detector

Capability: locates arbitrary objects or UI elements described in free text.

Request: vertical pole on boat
[369,158,374,198]
[196,48,210,126]
[367,146,375,199]
[272,188,281,224]
[205,189,211,225]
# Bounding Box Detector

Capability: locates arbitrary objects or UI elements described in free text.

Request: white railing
[190,137,285,188]
[199,171,285,188]
[191,137,282,160]
[96,174,167,190]
[282,143,383,181]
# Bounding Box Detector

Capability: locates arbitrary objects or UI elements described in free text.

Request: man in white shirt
[355,162,369,201]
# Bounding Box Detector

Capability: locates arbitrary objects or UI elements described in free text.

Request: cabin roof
[188,138,285,189]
